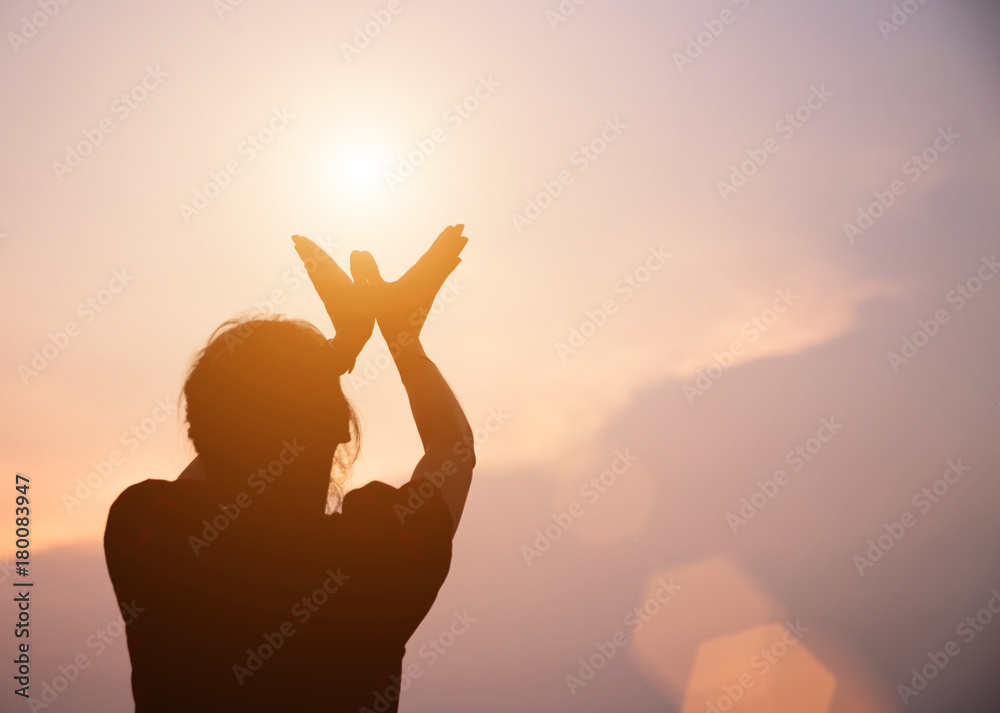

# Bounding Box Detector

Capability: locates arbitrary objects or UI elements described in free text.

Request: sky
[1,0,999,711]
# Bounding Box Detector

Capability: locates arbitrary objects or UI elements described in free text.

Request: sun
[331,140,386,196]
[344,154,379,186]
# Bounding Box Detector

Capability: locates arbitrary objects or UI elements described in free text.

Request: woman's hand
[292,235,376,365]
[355,224,469,351]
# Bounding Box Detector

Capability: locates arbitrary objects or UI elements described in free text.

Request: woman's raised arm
[359,224,476,534]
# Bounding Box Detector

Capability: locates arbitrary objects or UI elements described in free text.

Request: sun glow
[330,140,387,197]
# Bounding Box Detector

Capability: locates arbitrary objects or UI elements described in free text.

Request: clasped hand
[291,224,469,370]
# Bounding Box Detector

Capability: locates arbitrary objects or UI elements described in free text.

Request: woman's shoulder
[106,479,211,536]
[342,479,398,503]
[110,478,199,510]
[337,478,452,538]
[337,480,401,524]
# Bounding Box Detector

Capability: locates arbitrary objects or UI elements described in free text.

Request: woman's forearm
[394,340,476,533]
[394,340,474,458]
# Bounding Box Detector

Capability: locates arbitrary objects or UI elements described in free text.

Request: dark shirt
[103,476,453,712]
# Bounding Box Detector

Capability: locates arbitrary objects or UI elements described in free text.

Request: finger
[349,250,367,287]
[403,224,467,277]
[357,250,386,287]
[292,234,348,278]
[405,225,467,289]
[399,256,461,305]
[429,224,468,259]
[292,235,352,289]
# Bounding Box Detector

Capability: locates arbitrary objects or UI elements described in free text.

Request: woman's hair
[181,315,360,508]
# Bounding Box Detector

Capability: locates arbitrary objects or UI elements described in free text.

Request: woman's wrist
[392,336,428,367]
[327,337,361,374]
[378,322,423,361]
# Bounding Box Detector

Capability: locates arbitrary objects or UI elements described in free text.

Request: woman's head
[182,316,359,510]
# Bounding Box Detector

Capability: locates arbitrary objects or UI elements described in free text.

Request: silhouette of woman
[103,225,476,712]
